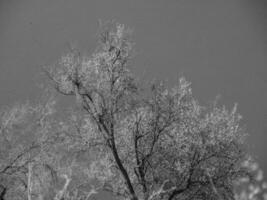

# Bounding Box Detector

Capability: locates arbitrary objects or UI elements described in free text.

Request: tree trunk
[110,140,138,200]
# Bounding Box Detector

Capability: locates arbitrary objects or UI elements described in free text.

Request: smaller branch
[148,180,175,200]
[85,185,99,200]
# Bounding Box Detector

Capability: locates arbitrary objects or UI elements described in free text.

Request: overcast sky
[0,0,267,172]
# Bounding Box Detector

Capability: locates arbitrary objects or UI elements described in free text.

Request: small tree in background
[0,93,93,200]
[46,21,252,200]
[0,94,57,200]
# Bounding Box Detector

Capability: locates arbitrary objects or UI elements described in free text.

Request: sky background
[0,0,266,174]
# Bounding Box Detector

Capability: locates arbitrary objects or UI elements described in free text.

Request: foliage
[45,21,252,200]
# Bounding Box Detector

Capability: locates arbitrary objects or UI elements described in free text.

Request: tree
[45,21,252,200]
[0,93,92,200]
[0,94,57,200]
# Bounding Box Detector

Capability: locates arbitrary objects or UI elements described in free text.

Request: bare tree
[46,21,251,200]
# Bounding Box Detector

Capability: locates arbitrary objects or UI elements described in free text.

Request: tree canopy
[45,22,253,200]
[0,22,264,200]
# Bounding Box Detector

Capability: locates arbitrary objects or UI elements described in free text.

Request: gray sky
[0,0,267,171]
